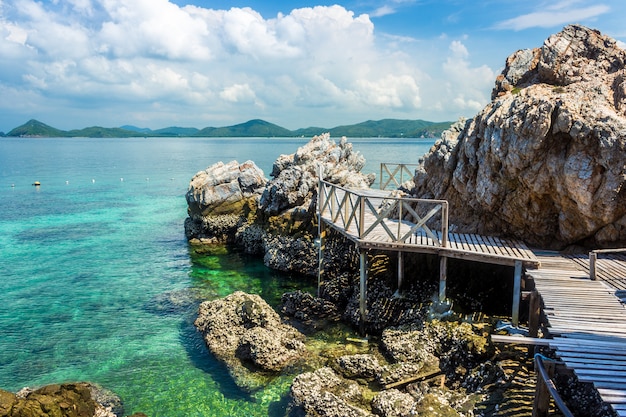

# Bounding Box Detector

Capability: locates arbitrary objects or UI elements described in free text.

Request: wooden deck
[317,180,539,328]
[525,251,626,416]
[318,181,539,267]
[319,176,626,415]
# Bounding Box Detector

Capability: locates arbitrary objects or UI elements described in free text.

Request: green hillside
[7,119,67,137]
[66,126,144,138]
[198,119,293,137]
[5,118,453,138]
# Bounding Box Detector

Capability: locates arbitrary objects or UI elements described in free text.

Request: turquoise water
[0,136,435,416]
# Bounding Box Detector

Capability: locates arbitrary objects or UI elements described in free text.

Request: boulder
[289,367,374,417]
[185,133,374,277]
[371,389,416,417]
[260,133,374,217]
[411,25,626,248]
[185,160,266,243]
[0,383,127,417]
[194,291,306,392]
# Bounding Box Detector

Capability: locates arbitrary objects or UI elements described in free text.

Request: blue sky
[0,0,624,132]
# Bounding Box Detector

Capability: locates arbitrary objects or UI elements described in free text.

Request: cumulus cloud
[495,1,610,30]
[424,39,495,114]
[0,0,495,130]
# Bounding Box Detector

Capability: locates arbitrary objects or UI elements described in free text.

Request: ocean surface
[0,136,435,416]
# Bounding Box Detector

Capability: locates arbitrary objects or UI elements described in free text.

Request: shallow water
[0,136,434,415]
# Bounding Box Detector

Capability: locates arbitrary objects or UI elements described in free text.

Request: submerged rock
[411,24,626,248]
[194,291,307,392]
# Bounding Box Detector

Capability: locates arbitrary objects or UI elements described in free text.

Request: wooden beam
[317,223,325,297]
[512,260,522,327]
[529,290,541,338]
[359,249,367,336]
[397,251,404,292]
[439,255,448,303]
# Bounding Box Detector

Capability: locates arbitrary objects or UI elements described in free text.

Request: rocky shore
[187,25,625,417]
[0,383,146,417]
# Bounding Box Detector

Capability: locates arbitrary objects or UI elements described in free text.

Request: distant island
[0,118,453,139]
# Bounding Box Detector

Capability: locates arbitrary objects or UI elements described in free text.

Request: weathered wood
[533,358,556,417]
[383,369,443,390]
[512,260,522,327]
[320,180,535,257]
[439,255,448,303]
[530,250,626,416]
[359,249,367,336]
[529,290,541,338]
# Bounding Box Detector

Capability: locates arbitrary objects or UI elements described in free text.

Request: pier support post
[529,290,540,338]
[359,248,368,336]
[317,223,326,297]
[439,256,447,303]
[397,251,404,293]
[512,260,522,327]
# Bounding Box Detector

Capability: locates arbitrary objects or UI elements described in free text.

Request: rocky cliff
[411,25,626,249]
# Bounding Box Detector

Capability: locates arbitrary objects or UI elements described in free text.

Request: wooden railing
[532,354,574,417]
[319,180,449,247]
[379,163,419,190]
[589,248,626,280]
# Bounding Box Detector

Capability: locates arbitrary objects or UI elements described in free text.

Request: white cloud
[0,0,498,130]
[371,5,395,18]
[220,83,257,104]
[431,40,495,114]
[495,2,610,30]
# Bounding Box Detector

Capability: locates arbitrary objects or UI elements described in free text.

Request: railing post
[533,357,554,417]
[397,199,402,240]
[441,202,449,247]
[589,251,597,280]
[380,164,383,190]
[359,196,365,239]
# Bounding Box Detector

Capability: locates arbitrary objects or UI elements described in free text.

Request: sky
[0,0,625,132]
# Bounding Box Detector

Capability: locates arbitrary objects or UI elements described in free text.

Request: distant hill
[198,119,293,137]
[7,119,68,137]
[5,118,453,138]
[294,119,451,138]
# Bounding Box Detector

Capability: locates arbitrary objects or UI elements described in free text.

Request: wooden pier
[494,251,626,416]
[318,164,626,415]
[316,178,539,330]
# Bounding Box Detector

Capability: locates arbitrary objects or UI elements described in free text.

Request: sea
[0,136,435,416]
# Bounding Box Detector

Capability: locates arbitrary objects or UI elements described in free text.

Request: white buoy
[92,179,95,183]
[120,178,124,182]
[66,181,69,185]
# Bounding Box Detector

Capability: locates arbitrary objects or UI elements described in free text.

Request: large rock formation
[194,291,307,392]
[185,160,266,244]
[185,133,374,275]
[411,25,626,248]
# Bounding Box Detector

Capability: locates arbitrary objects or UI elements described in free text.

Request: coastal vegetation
[4,118,452,139]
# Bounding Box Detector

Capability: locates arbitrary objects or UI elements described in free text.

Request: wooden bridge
[316,171,540,331]
[491,251,626,416]
[318,164,626,416]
